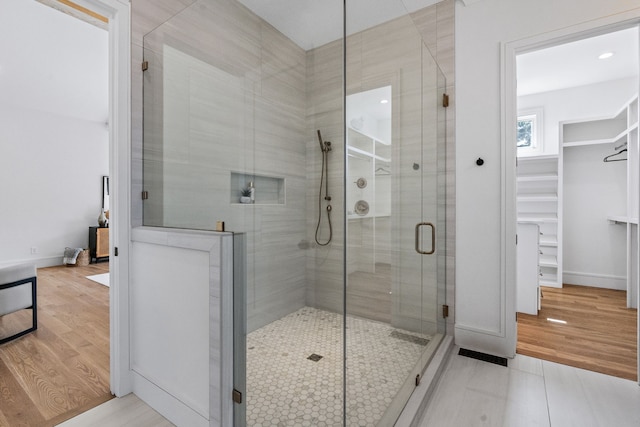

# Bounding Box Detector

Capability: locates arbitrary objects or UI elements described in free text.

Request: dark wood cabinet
[89,226,109,263]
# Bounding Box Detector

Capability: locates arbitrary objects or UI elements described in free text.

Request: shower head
[317,130,331,153]
[317,130,325,152]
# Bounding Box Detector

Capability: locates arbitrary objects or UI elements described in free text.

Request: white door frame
[76,0,132,396]
[502,10,640,384]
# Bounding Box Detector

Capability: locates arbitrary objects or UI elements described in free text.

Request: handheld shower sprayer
[315,130,333,246]
[317,130,331,153]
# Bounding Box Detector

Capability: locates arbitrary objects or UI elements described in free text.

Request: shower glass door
[141,0,446,425]
[344,1,447,425]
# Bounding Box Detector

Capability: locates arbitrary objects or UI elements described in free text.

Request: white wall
[564,143,628,287]
[519,78,637,156]
[0,0,109,267]
[455,0,640,356]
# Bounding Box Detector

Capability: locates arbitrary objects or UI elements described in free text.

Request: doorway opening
[514,26,639,381]
[0,1,113,424]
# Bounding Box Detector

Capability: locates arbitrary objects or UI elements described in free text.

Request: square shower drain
[307,353,323,362]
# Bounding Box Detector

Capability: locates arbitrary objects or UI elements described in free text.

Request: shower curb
[394,335,454,427]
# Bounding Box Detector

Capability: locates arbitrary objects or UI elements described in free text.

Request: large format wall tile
[133,0,455,335]
[133,0,308,332]
[306,3,455,334]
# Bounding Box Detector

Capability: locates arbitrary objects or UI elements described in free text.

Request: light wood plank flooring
[517,284,637,381]
[0,263,112,427]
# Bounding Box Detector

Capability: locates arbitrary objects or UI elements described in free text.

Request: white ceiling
[347,85,392,121]
[517,27,639,96]
[0,0,108,123]
[237,0,439,51]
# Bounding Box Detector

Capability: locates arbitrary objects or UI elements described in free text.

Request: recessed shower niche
[230,172,285,205]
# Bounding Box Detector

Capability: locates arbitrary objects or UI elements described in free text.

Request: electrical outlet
[30,247,38,255]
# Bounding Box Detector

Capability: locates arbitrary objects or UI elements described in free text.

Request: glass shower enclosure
[142,0,447,425]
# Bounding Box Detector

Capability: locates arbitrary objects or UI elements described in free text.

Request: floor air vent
[458,348,508,367]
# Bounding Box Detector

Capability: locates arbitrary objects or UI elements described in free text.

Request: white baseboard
[563,271,626,290]
[132,372,209,427]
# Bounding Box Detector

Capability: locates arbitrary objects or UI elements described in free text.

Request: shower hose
[315,132,332,246]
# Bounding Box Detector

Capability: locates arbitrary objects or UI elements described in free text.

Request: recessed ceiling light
[380,99,389,104]
[598,52,614,60]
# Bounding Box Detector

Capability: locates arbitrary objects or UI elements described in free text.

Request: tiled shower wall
[132,0,308,332]
[305,0,456,333]
[131,0,455,333]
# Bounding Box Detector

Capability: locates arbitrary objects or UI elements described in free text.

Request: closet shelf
[516,154,561,288]
[563,122,637,148]
[517,194,558,202]
[539,236,558,247]
[347,146,390,163]
[539,255,558,268]
[518,213,558,223]
[539,279,558,287]
[517,174,558,182]
[607,215,639,225]
[517,154,558,162]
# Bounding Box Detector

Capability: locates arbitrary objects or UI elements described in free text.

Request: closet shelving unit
[516,155,561,288]
[346,127,391,219]
[560,94,639,308]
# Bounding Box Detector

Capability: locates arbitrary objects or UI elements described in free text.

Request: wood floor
[0,263,112,427]
[517,284,638,381]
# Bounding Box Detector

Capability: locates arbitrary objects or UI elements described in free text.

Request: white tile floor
[419,347,640,427]
[56,393,174,427]
[59,346,640,427]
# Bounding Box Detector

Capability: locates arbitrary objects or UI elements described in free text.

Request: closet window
[517,108,543,154]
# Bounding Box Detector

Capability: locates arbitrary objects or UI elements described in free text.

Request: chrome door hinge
[142,190,149,200]
[114,247,119,257]
[142,61,149,71]
[442,304,449,318]
[232,389,242,404]
[442,93,450,108]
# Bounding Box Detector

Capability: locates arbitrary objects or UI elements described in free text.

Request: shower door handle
[415,222,435,255]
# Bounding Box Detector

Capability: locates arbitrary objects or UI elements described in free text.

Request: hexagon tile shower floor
[246,307,431,426]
